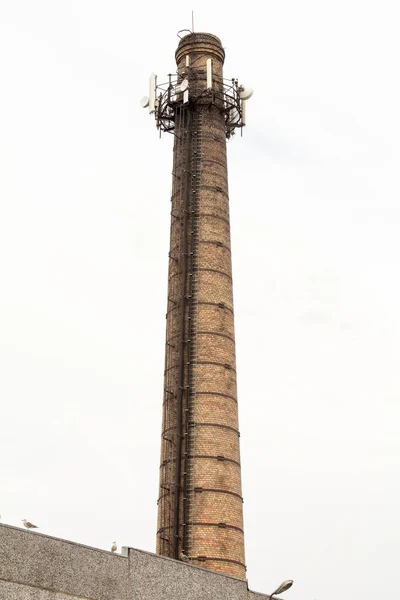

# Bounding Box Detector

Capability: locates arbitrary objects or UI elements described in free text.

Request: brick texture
[156,33,246,580]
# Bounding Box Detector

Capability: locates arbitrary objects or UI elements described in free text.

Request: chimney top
[175,32,225,65]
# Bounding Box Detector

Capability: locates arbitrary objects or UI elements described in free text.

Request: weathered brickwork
[157,33,246,579]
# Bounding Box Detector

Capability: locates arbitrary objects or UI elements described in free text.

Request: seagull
[179,551,189,562]
[22,519,38,530]
[111,541,117,553]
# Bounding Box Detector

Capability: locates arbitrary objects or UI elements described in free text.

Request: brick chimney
[155,32,246,579]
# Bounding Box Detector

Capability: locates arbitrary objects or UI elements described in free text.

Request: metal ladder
[183,107,202,558]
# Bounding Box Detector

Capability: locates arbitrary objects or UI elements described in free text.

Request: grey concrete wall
[0,524,129,600]
[0,524,273,600]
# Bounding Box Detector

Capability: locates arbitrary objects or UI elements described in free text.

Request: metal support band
[194,360,236,372]
[193,556,247,570]
[189,454,241,467]
[189,391,237,403]
[191,522,244,534]
[194,487,243,501]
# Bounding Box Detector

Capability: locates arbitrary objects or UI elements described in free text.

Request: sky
[0,1,399,599]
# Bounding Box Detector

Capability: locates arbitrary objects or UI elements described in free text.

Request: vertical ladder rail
[172,105,192,559]
[182,107,202,557]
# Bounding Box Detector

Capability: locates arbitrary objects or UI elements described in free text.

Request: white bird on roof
[22,519,38,530]
[179,551,189,562]
[111,541,117,553]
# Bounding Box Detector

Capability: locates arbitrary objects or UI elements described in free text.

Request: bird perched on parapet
[179,552,190,562]
[111,542,117,553]
[22,519,38,530]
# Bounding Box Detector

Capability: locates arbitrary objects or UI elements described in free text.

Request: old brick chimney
[155,32,246,580]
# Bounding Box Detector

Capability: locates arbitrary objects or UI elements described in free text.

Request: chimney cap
[176,32,225,65]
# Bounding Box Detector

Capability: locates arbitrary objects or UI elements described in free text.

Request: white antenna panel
[183,89,189,104]
[206,59,212,89]
[149,72,156,113]
[241,100,246,126]
[186,55,190,67]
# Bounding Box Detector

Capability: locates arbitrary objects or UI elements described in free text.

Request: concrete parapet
[0,524,274,600]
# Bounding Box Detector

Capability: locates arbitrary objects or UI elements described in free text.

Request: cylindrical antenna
[149,72,156,113]
[241,100,246,126]
[206,58,212,89]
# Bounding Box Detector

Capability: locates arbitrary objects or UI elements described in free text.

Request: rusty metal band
[160,452,241,469]
[166,305,178,317]
[196,330,235,342]
[161,426,177,436]
[159,458,176,469]
[197,301,234,314]
[157,488,243,504]
[188,454,241,467]
[169,267,233,283]
[194,488,243,501]
[163,396,177,406]
[162,422,239,436]
[165,333,180,345]
[200,158,227,170]
[197,212,230,225]
[168,271,183,283]
[193,557,246,569]
[197,268,232,281]
[161,425,178,436]
[194,134,226,146]
[157,492,171,503]
[157,523,175,532]
[164,363,179,375]
[169,239,231,254]
[194,422,239,435]
[157,526,170,534]
[166,330,235,345]
[161,435,174,444]
[189,390,237,403]
[194,360,236,372]
[198,240,231,252]
[198,184,229,199]
[191,522,244,534]
[167,300,234,317]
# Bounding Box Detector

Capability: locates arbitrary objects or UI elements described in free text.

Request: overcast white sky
[1,1,399,599]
